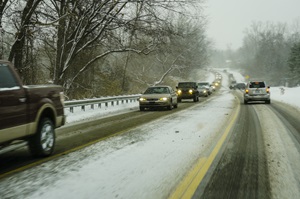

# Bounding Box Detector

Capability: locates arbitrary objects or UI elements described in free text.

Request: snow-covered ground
[1,69,300,199]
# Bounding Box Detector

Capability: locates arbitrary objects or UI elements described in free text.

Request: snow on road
[0,71,238,199]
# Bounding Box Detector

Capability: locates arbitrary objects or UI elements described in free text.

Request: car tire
[174,103,178,108]
[193,96,197,102]
[266,100,271,104]
[178,98,182,103]
[140,107,145,111]
[28,118,55,157]
[244,99,248,104]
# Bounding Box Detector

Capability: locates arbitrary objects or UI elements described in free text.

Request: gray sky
[205,0,300,50]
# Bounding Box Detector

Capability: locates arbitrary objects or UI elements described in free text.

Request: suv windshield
[178,82,196,88]
[249,82,265,88]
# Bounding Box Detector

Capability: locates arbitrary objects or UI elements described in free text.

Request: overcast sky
[205,0,300,50]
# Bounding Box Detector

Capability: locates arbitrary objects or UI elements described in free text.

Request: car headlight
[159,97,168,101]
[203,90,207,93]
[189,89,193,94]
[139,97,146,101]
[177,90,182,95]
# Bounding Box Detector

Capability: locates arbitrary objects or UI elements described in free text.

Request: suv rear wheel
[28,118,55,157]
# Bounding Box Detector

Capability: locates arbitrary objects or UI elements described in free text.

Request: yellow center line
[169,101,240,199]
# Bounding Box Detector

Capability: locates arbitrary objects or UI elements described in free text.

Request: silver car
[244,81,270,104]
[139,85,178,111]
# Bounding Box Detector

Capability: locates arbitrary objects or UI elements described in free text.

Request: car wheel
[140,107,145,111]
[174,103,178,108]
[244,99,248,104]
[178,98,182,103]
[193,96,197,102]
[28,118,55,157]
[266,100,271,104]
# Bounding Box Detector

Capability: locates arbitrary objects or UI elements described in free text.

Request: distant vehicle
[212,81,220,88]
[139,85,178,111]
[235,83,246,90]
[0,60,66,157]
[229,80,237,89]
[197,85,209,97]
[244,81,270,104]
[176,82,199,102]
[198,82,213,94]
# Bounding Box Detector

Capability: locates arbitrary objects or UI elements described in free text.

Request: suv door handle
[19,98,26,103]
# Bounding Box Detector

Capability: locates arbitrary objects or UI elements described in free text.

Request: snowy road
[1,71,300,199]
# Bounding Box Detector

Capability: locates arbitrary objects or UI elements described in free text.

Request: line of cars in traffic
[228,73,271,104]
[138,76,222,111]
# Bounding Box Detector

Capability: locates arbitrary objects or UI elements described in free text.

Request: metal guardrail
[64,94,141,113]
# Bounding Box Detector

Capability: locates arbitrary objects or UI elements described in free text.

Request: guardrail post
[81,105,85,111]
[98,103,101,108]
[111,101,114,106]
[117,100,119,105]
[91,104,94,109]
[70,107,74,113]
[105,102,108,107]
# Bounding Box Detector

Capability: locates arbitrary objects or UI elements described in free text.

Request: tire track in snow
[253,105,300,199]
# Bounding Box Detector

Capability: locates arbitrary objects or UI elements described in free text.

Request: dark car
[139,85,178,111]
[235,83,246,90]
[176,82,199,102]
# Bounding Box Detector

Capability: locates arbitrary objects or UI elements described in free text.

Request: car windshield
[144,87,169,94]
[249,82,265,88]
[178,83,195,88]
[198,82,209,86]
